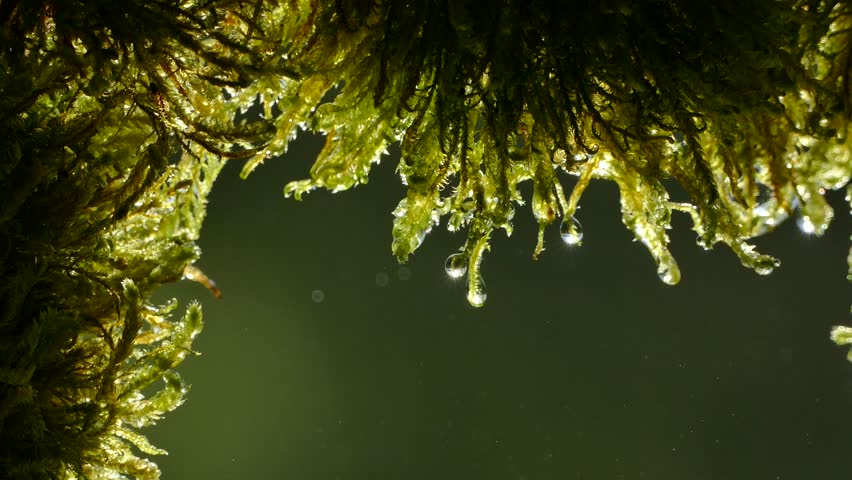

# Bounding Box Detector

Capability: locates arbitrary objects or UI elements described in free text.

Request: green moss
[1,0,851,477]
[0,0,258,476]
[255,0,852,307]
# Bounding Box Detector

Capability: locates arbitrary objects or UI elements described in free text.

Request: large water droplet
[444,253,467,279]
[559,216,583,246]
[467,274,487,307]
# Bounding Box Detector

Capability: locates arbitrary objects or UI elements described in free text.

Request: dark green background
[150,134,852,480]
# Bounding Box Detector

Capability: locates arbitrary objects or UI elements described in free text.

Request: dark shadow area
[150,133,852,480]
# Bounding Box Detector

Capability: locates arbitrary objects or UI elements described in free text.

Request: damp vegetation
[1,0,852,477]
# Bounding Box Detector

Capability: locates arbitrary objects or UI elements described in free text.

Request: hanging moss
[1,0,851,477]
[0,0,274,477]
[261,0,852,299]
[256,0,852,356]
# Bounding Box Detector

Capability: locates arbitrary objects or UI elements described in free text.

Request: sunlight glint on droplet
[444,253,468,279]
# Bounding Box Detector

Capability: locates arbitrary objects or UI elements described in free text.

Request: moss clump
[0,0,275,477]
[247,1,851,308]
[2,0,852,478]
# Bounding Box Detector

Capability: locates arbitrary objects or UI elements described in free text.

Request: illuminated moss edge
[249,2,851,343]
[0,0,268,477]
[1,0,852,478]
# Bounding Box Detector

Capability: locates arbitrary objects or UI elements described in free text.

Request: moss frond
[3,1,852,477]
[0,0,278,476]
[248,1,850,311]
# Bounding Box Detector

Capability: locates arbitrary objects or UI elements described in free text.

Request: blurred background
[149,133,852,480]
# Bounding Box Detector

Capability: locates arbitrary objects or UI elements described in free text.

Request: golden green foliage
[243,1,851,308]
[830,183,852,359]
[3,0,852,478]
[0,0,274,477]
[833,324,852,361]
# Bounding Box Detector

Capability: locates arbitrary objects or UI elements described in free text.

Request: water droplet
[375,272,389,287]
[467,274,487,307]
[392,199,409,218]
[753,257,779,275]
[796,215,816,234]
[444,253,467,279]
[657,264,680,285]
[559,216,583,246]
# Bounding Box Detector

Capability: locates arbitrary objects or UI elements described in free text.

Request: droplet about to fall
[445,252,468,279]
[467,274,487,307]
[559,215,583,246]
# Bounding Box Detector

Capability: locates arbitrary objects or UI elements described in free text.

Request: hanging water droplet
[657,263,680,285]
[411,229,426,250]
[658,268,675,285]
[753,257,779,275]
[444,253,467,279]
[467,274,487,307]
[796,215,816,235]
[559,216,583,246]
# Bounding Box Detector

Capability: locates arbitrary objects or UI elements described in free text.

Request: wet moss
[1,1,851,477]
